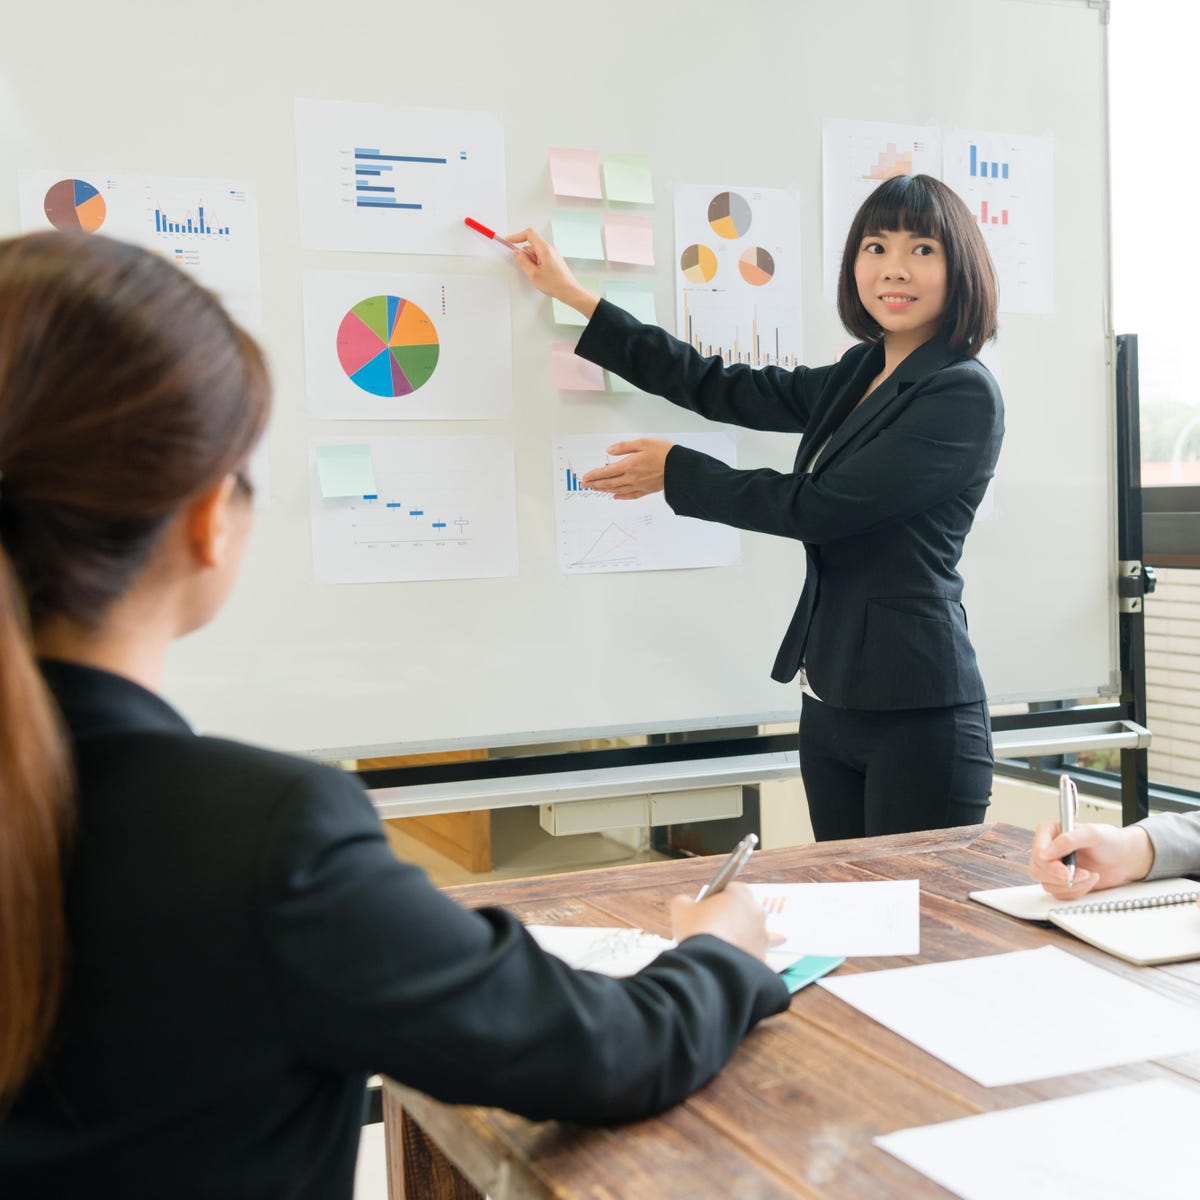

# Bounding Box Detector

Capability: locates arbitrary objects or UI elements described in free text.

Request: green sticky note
[605,280,657,326]
[316,443,377,499]
[602,153,654,204]
[779,955,844,995]
[553,276,599,326]
[551,210,605,261]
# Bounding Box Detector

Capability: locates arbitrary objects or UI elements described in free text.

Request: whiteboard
[0,0,1118,757]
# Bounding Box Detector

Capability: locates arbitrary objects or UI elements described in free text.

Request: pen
[695,833,759,901]
[463,217,539,264]
[1058,774,1078,886]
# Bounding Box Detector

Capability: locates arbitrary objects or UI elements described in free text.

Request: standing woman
[0,233,786,1198]
[511,174,1002,839]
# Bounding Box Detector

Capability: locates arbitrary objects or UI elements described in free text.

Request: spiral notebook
[969,879,1200,965]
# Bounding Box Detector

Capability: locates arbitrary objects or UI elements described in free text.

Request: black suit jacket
[0,662,787,1200]
[576,301,1004,710]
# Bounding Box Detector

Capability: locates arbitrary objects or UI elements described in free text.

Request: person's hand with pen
[1029,820,1156,900]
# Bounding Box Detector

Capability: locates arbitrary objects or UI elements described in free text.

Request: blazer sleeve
[254,765,789,1125]
[575,298,833,433]
[1140,810,1200,880]
[664,362,1002,545]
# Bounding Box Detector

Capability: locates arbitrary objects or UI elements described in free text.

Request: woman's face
[854,229,948,348]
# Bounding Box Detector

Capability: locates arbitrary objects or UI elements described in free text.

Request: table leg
[382,1088,483,1200]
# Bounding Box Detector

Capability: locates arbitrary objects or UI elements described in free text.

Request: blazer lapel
[795,343,881,473]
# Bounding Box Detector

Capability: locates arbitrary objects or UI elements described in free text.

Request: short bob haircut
[836,174,997,357]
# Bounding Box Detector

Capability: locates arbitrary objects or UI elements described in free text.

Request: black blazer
[576,301,1004,710]
[0,662,787,1200]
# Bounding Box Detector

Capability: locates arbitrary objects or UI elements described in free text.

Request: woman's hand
[580,439,673,499]
[1029,821,1156,900]
[507,227,599,319]
[670,882,773,962]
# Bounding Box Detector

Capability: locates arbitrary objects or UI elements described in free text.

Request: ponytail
[0,537,72,1102]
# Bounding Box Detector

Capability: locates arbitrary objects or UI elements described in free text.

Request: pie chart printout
[337,295,440,398]
[680,243,718,283]
[43,179,106,233]
[738,246,775,286]
[707,191,752,240]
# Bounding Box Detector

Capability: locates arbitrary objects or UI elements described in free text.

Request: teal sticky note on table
[602,153,654,204]
[606,280,658,326]
[779,955,844,995]
[551,210,605,261]
[316,443,377,499]
[553,276,599,327]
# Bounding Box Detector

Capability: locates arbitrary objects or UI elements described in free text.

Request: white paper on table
[819,946,1200,1087]
[876,1079,1200,1200]
[746,880,920,957]
[526,925,675,977]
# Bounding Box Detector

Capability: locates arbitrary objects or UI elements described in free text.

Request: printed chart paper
[303,270,512,420]
[527,926,674,977]
[821,118,942,303]
[553,433,739,574]
[674,184,803,368]
[819,946,1200,1087]
[876,1080,1199,1200]
[18,169,263,330]
[308,436,517,586]
[747,880,920,957]
[294,98,506,255]
[943,129,1054,314]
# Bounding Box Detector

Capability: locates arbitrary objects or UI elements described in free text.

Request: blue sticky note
[316,443,377,499]
[551,210,605,261]
[553,276,600,327]
[605,280,657,326]
[779,955,844,994]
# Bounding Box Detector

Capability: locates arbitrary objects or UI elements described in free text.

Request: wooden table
[382,824,1200,1199]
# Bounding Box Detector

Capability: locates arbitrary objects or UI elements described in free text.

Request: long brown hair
[0,232,270,1101]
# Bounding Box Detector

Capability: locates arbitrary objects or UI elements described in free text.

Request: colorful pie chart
[337,295,440,398]
[708,191,752,240]
[680,243,718,284]
[43,179,106,233]
[738,246,775,286]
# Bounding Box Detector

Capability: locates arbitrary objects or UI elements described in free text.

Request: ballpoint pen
[463,217,539,263]
[1058,774,1079,885]
[695,833,759,901]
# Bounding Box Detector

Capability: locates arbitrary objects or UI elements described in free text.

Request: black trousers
[799,694,993,841]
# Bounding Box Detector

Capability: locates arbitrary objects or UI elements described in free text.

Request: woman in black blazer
[511,174,1002,840]
[0,233,787,1199]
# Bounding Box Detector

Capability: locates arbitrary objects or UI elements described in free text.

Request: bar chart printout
[309,436,518,585]
[553,433,740,575]
[294,98,507,254]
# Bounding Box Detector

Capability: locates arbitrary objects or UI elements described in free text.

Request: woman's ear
[183,476,239,570]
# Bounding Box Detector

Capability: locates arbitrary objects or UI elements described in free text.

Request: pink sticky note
[603,213,655,266]
[549,147,603,200]
[552,342,606,391]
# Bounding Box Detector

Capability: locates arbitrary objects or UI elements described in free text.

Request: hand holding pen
[669,834,772,961]
[1058,774,1078,886]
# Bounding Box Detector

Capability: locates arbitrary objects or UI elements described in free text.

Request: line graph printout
[821,119,942,303]
[673,184,803,369]
[17,169,263,329]
[294,98,506,255]
[309,436,518,585]
[553,433,739,575]
[303,270,511,420]
[943,129,1054,314]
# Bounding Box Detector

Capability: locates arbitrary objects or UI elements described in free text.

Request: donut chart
[337,295,440,398]
[738,246,775,286]
[44,179,106,233]
[707,191,751,239]
[680,243,718,283]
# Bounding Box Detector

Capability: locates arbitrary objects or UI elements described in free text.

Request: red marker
[464,217,538,264]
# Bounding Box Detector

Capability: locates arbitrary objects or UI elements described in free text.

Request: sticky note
[316,443,377,499]
[603,213,655,266]
[549,147,603,199]
[553,276,599,327]
[602,153,654,205]
[552,342,606,391]
[605,280,657,325]
[779,955,845,995]
[551,210,605,261]
[606,370,641,394]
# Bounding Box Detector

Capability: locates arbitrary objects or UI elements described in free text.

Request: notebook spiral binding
[1051,890,1200,916]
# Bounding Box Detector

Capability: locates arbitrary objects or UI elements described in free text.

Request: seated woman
[1030,809,1200,899]
[0,233,789,1199]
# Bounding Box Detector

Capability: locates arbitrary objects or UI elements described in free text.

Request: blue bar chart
[969,144,1010,180]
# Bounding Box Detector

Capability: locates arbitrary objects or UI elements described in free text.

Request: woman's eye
[914,244,935,256]
[862,243,883,254]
